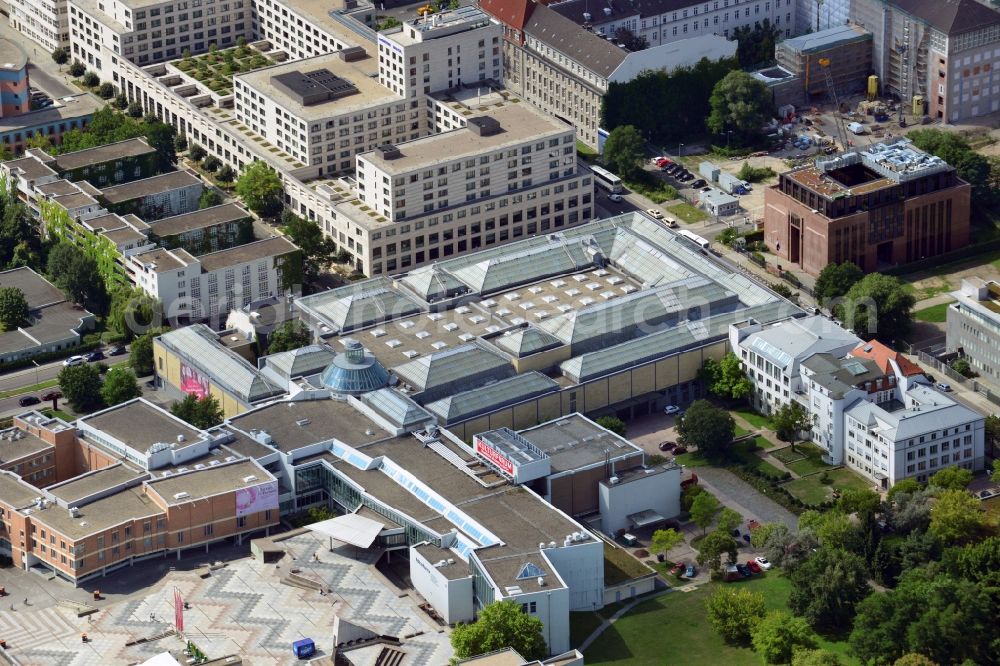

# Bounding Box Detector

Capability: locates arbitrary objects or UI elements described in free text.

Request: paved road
[695,466,799,531]
[0,359,66,394]
[26,64,74,98]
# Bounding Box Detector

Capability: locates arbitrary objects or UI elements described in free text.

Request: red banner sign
[174,588,184,632]
[474,436,514,476]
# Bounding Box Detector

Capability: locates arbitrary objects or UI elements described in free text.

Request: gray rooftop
[197,236,299,272]
[53,137,155,172]
[519,413,642,473]
[780,24,872,54]
[79,400,206,455]
[846,384,983,441]
[146,459,274,504]
[524,3,625,79]
[229,398,387,450]
[802,353,885,399]
[425,371,560,423]
[0,428,52,465]
[148,203,251,238]
[47,464,146,505]
[99,170,201,204]
[741,314,862,373]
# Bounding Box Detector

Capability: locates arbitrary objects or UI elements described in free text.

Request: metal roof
[360,388,434,430]
[261,344,336,380]
[320,340,391,394]
[425,371,559,423]
[399,265,469,302]
[493,326,563,358]
[447,235,595,294]
[394,342,515,401]
[296,277,423,333]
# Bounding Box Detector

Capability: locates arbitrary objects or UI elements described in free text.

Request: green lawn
[913,300,953,323]
[674,437,784,479]
[584,574,857,665]
[0,378,60,399]
[732,409,771,430]
[784,467,872,506]
[667,202,709,224]
[771,443,833,477]
[570,611,604,647]
[733,423,749,438]
[41,408,75,422]
[624,171,679,204]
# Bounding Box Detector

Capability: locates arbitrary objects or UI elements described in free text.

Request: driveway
[695,467,799,531]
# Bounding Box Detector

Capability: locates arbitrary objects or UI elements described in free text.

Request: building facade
[764,138,970,276]
[0,40,30,120]
[8,0,69,52]
[0,94,102,156]
[947,278,1000,389]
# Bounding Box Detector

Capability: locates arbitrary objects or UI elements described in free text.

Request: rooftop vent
[583,11,592,20]
[177,435,186,443]
[376,144,401,160]
[271,68,360,106]
[338,46,366,62]
[603,6,613,14]
[467,116,502,137]
[296,418,312,427]
[242,475,258,483]
[173,491,190,500]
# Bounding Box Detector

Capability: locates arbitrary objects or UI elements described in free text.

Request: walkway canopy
[306,513,385,548]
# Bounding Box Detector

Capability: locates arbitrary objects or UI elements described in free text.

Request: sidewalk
[577,588,672,653]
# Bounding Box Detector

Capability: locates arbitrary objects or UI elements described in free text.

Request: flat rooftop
[79,400,206,455]
[146,459,273,504]
[3,155,57,181]
[197,236,299,272]
[519,414,642,473]
[392,6,494,46]
[0,94,103,131]
[780,23,871,54]
[360,103,568,174]
[238,53,397,121]
[130,247,196,273]
[0,267,65,308]
[0,471,42,509]
[100,170,201,204]
[47,463,146,504]
[53,137,154,172]
[148,203,250,238]
[0,38,27,71]
[229,398,387,450]
[0,428,51,465]
[34,486,162,539]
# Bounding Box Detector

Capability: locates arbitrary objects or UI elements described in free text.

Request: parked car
[673,446,688,455]
[18,395,40,407]
[85,351,105,362]
[40,391,62,402]
[746,560,762,574]
[754,556,772,570]
[685,563,697,578]
[736,564,752,577]
[666,219,679,229]
[742,533,752,544]
[659,441,677,452]
[664,404,680,415]
[670,562,685,576]
[731,528,741,537]
[108,345,126,356]
[936,382,952,392]
[691,179,706,189]
[724,564,741,581]
[646,208,664,220]
[62,355,85,367]
[608,193,623,202]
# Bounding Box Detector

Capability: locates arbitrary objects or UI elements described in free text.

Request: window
[203,524,214,537]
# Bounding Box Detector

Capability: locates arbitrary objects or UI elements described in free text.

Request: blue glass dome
[320,339,390,394]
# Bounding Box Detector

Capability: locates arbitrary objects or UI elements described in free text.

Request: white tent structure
[305,513,386,549]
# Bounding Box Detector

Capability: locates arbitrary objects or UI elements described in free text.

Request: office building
[8,0,69,52]
[97,169,203,219]
[0,94,102,156]
[764,138,970,276]
[947,277,1000,389]
[852,0,1000,122]
[0,39,30,119]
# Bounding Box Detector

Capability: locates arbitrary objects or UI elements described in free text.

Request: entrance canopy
[627,509,666,529]
[306,513,385,548]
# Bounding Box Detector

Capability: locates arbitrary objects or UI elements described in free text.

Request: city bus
[677,229,711,250]
[590,165,623,193]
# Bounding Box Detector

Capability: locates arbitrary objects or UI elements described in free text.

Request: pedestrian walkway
[577,588,672,653]
[730,411,799,479]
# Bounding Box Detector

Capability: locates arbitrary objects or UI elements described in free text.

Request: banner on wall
[174,588,184,631]
[179,362,211,399]
[235,480,279,517]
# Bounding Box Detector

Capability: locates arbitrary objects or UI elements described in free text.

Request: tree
[771,402,812,452]
[650,528,684,558]
[677,399,735,459]
[893,656,938,666]
[836,273,915,343]
[837,488,881,518]
[601,125,645,180]
[788,548,870,630]
[216,164,236,183]
[100,366,141,406]
[46,243,109,314]
[0,287,29,331]
[69,60,86,77]
[813,262,863,304]
[129,329,162,376]
[751,611,816,665]
[750,521,782,549]
[909,129,997,211]
[700,353,752,402]
[886,478,921,502]
[236,161,284,218]
[928,466,972,492]
[929,488,986,544]
[681,484,706,511]
[764,525,818,572]
[113,93,129,110]
[199,188,224,209]
[175,133,188,152]
[281,210,336,284]
[266,320,311,354]
[889,487,933,534]
[202,155,222,172]
[595,415,626,437]
[707,71,774,142]
[613,27,648,51]
[986,414,1000,456]
[108,287,162,340]
[98,82,115,99]
[792,650,845,666]
[51,47,69,68]
[705,588,766,643]
[189,143,207,161]
[696,529,738,571]
[170,393,224,429]
[450,600,547,661]
[83,71,100,87]
[126,101,144,118]
[949,357,976,378]
[144,121,177,172]
[690,492,720,535]
[716,507,742,535]
[58,364,104,412]
[732,19,782,69]
[993,458,1000,483]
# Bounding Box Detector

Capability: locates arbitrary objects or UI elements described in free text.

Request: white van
[847,121,866,135]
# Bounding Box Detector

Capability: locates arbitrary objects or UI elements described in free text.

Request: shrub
[820,471,832,485]
[202,155,222,172]
[189,143,207,161]
[69,60,86,77]
[736,161,776,183]
[82,71,100,87]
[97,82,115,99]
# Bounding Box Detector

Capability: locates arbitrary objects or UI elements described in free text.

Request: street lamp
[678,142,684,158]
[31,360,39,387]
[727,130,733,148]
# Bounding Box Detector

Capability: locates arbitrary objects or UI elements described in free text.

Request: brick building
[763,138,970,275]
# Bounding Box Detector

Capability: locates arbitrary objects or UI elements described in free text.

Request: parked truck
[698,161,720,182]
[718,172,746,195]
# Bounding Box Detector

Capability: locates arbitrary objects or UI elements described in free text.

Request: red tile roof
[478,0,536,31]
[850,340,924,377]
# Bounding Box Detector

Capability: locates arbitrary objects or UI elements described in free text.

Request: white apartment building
[128,235,300,321]
[250,0,373,62]
[234,52,422,177]
[377,7,504,98]
[729,315,861,414]
[547,0,796,45]
[8,0,69,51]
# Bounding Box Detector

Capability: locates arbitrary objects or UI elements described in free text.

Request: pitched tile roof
[478,0,537,31]
[849,340,925,378]
[890,0,1000,35]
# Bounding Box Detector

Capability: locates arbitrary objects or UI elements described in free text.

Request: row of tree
[813,263,916,343]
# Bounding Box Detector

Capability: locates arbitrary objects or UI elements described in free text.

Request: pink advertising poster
[179,362,211,399]
[235,480,279,517]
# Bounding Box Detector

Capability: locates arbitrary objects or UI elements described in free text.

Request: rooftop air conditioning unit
[174,491,190,500]
[242,475,258,483]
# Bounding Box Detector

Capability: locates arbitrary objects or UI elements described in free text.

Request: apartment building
[128,236,300,321]
[852,0,1000,122]
[764,138,970,276]
[480,0,736,149]
[250,0,373,62]
[234,51,420,177]
[347,102,591,275]
[946,277,1000,389]
[147,202,253,253]
[0,402,280,584]
[377,7,504,98]
[67,0,253,76]
[546,0,795,46]
[0,40,30,120]
[8,0,69,52]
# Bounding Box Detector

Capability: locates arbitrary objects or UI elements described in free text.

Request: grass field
[570,611,605,647]
[784,467,872,506]
[667,202,709,224]
[674,437,784,479]
[0,378,60,399]
[771,443,833,477]
[733,424,749,438]
[913,301,953,323]
[732,409,772,429]
[584,574,857,665]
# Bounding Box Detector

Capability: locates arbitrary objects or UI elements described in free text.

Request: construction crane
[818,57,851,153]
